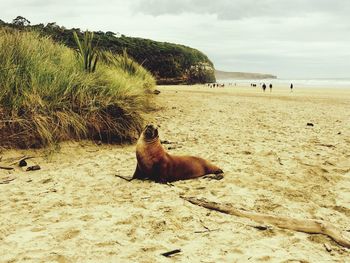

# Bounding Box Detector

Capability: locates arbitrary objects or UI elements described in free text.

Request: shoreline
[215,79,350,89]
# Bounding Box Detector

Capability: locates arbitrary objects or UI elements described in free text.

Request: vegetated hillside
[0,17,216,85]
[216,70,277,80]
[0,27,155,148]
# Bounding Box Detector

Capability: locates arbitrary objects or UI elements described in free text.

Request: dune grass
[0,28,156,148]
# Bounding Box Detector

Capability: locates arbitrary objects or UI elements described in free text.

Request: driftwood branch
[161,249,181,257]
[181,196,350,249]
[115,175,134,182]
[0,166,14,170]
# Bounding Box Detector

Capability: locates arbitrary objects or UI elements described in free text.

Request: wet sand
[1,85,350,262]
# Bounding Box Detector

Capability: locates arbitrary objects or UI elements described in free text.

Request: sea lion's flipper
[202,173,224,180]
[132,164,147,180]
[205,163,224,175]
[152,162,168,184]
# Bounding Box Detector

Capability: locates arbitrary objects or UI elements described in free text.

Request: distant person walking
[262,83,266,92]
[290,83,293,92]
[269,83,272,92]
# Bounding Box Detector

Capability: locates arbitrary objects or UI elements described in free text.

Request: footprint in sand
[59,229,80,240]
[30,226,46,232]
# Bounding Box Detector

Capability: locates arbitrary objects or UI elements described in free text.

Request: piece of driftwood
[26,165,41,171]
[181,196,350,249]
[251,225,271,231]
[277,157,284,165]
[318,143,336,149]
[115,175,133,182]
[161,249,181,257]
[0,166,14,170]
[194,228,220,234]
[1,155,25,163]
[324,243,332,252]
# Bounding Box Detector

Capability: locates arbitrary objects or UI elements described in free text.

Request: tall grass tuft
[102,49,140,75]
[118,49,137,74]
[0,28,156,148]
[73,31,99,73]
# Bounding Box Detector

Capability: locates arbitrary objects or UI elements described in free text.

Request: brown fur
[133,125,223,183]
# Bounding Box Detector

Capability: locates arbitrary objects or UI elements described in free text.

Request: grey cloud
[0,0,133,27]
[134,0,350,20]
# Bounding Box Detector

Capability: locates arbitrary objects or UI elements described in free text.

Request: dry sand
[1,85,350,262]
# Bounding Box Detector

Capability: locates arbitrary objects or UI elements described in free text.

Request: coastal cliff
[216,69,277,80]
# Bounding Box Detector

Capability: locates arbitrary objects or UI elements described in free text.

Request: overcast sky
[1,0,350,78]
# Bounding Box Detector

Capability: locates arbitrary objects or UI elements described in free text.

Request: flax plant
[73,31,99,73]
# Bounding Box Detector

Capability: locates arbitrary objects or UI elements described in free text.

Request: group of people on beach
[206,82,294,92]
[260,83,273,92]
[207,83,225,88]
[254,82,294,92]
[208,83,239,88]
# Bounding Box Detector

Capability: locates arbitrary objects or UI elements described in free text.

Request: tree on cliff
[12,16,31,26]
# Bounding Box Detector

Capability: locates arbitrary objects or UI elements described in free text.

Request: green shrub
[0,28,156,148]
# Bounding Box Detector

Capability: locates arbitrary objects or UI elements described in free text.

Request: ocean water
[216,78,350,88]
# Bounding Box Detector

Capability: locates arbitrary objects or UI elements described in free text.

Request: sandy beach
[1,85,350,262]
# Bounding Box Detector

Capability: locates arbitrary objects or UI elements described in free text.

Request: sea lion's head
[143,124,159,142]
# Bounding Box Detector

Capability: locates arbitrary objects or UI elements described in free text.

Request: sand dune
[1,85,350,262]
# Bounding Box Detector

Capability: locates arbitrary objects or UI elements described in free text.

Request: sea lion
[132,124,223,183]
